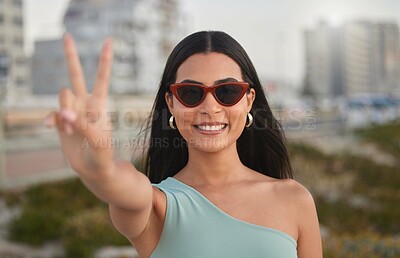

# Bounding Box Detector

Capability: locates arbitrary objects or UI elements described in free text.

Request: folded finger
[64,123,74,135]
[43,111,57,128]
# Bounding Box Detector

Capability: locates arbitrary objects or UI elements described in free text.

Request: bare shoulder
[256,176,318,223]
[248,173,322,257]
[248,172,316,214]
[270,178,315,207]
[279,180,322,257]
[272,179,322,257]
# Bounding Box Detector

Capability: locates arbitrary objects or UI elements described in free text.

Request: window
[88,10,98,21]
[13,0,22,7]
[13,37,23,46]
[13,16,23,26]
[16,76,25,86]
[16,57,24,66]
[65,8,81,19]
[0,54,8,76]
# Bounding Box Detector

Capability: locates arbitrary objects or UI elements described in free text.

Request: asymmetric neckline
[168,177,297,245]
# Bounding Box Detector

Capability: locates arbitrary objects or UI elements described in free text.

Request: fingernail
[43,117,54,127]
[64,32,71,39]
[105,37,113,48]
[61,109,77,122]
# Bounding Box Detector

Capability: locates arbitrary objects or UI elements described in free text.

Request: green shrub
[9,205,67,245]
[289,141,400,235]
[6,178,130,257]
[340,155,400,192]
[62,207,129,258]
[0,190,23,206]
[8,178,100,245]
[324,233,400,258]
[316,197,372,234]
[288,141,328,161]
[355,120,400,159]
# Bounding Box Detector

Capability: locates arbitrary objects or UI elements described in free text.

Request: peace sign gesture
[45,34,114,175]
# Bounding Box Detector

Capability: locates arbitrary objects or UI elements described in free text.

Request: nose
[198,92,222,114]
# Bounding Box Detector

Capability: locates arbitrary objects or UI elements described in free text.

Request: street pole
[0,53,8,189]
[0,95,4,189]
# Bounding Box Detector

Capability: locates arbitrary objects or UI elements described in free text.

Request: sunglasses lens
[215,84,244,105]
[176,86,204,106]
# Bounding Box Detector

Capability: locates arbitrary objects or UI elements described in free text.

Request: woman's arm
[45,34,155,239]
[295,184,323,258]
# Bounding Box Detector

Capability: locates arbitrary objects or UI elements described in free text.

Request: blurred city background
[0,0,399,257]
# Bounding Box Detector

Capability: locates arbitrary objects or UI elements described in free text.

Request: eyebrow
[179,77,239,85]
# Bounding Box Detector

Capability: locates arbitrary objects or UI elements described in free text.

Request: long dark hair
[137,31,293,183]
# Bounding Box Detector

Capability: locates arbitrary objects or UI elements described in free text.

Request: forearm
[77,159,153,211]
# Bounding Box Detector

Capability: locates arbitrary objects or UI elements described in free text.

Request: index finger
[64,33,87,97]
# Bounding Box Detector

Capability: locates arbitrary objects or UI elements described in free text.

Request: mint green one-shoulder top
[150,177,298,258]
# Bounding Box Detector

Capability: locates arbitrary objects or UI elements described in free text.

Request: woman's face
[166,52,255,153]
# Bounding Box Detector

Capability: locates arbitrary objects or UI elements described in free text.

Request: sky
[24,0,400,85]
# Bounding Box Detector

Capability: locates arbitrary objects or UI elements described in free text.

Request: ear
[246,88,256,113]
[165,92,174,114]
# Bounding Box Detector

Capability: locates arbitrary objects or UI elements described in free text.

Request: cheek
[228,110,247,131]
[227,102,249,130]
[174,108,195,130]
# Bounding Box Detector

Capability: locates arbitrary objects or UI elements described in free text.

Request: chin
[187,137,231,153]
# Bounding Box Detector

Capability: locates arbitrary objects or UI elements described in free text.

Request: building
[342,21,374,95]
[375,23,400,93]
[303,21,344,98]
[304,20,400,98]
[31,39,67,95]
[32,0,187,95]
[0,0,30,103]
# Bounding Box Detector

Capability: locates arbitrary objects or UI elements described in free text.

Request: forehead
[176,52,243,84]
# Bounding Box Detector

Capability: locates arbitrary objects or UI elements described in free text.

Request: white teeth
[197,124,226,131]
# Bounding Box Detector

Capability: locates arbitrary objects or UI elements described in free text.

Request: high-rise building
[32,0,187,95]
[342,21,374,95]
[375,23,400,93]
[304,20,400,98]
[303,21,344,98]
[0,0,30,103]
[31,39,67,95]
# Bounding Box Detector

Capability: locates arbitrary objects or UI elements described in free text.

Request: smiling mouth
[193,124,228,131]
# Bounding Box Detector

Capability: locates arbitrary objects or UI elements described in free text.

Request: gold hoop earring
[245,113,253,128]
[169,115,176,129]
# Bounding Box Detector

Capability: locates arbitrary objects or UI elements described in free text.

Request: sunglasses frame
[169,82,250,107]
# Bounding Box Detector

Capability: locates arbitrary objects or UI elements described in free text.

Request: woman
[45,31,322,257]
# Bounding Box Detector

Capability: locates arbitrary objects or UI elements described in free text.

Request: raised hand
[45,34,114,176]
[43,34,156,245]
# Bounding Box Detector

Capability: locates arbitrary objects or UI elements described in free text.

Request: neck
[180,142,248,186]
